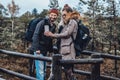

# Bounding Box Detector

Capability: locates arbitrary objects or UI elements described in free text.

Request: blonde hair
[71,11,81,20]
[71,11,89,26]
[81,16,89,26]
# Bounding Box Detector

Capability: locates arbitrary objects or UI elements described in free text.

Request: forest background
[0,0,120,80]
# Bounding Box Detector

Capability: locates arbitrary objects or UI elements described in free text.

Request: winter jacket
[30,18,56,55]
[54,19,78,60]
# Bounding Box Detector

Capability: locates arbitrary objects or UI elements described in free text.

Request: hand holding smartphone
[44,25,49,32]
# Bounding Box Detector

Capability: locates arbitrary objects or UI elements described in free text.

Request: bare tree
[7,0,20,36]
[7,0,20,48]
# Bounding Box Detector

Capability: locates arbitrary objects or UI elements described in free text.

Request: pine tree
[32,8,38,18]
[105,0,120,50]
[77,0,87,13]
[48,0,59,9]
[0,3,8,18]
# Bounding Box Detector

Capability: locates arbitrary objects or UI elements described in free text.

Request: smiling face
[49,12,58,23]
[61,10,71,24]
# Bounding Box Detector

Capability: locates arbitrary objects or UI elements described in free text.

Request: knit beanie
[49,8,59,15]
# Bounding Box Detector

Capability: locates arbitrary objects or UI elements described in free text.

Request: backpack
[72,21,91,56]
[25,18,43,42]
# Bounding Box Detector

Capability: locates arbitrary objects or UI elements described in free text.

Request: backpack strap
[78,20,90,35]
[56,25,64,52]
[58,25,64,33]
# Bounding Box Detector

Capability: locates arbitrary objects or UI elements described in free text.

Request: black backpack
[25,18,43,42]
[72,21,91,56]
[56,21,91,56]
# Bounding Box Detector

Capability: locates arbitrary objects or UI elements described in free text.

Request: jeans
[34,52,46,80]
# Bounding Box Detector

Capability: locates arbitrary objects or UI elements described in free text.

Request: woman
[45,4,78,80]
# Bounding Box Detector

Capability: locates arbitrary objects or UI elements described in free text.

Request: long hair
[71,11,89,26]
[71,11,81,20]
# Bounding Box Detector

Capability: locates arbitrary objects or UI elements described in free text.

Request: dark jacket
[30,18,56,55]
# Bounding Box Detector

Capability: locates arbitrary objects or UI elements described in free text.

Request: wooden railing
[0,49,120,80]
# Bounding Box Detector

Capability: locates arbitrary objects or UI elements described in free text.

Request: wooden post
[52,54,62,80]
[101,43,104,52]
[91,54,101,80]
[114,44,118,77]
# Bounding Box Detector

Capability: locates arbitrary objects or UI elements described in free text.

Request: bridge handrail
[82,50,120,60]
[0,49,52,62]
[73,69,120,80]
[60,58,103,64]
[0,67,36,80]
[1,49,120,80]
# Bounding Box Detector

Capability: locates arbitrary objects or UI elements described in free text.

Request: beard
[50,18,56,23]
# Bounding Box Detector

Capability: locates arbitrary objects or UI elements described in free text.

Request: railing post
[114,44,118,77]
[101,43,104,52]
[91,54,101,80]
[52,54,62,80]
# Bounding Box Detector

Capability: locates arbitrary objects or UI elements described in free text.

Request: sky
[0,0,79,16]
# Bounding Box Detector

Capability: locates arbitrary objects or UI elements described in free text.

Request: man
[30,8,59,80]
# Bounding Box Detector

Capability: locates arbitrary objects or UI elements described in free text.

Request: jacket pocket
[61,45,71,55]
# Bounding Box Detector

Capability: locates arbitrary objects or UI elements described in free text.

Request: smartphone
[44,25,49,32]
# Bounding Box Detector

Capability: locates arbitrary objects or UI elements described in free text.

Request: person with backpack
[25,18,44,77]
[71,11,91,56]
[45,4,78,80]
[30,8,59,80]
